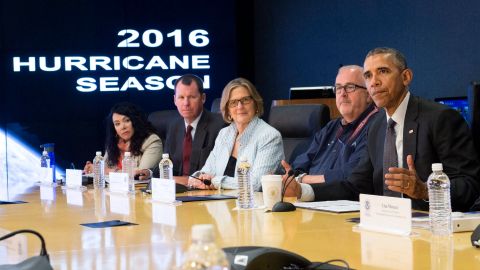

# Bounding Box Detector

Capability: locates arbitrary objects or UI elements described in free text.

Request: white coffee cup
[261,175,282,209]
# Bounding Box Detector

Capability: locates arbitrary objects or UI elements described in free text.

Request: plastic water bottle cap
[162,153,169,159]
[42,151,48,156]
[124,152,131,157]
[432,163,443,171]
[96,151,102,156]
[191,224,214,242]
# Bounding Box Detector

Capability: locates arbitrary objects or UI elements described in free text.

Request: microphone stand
[272,170,298,212]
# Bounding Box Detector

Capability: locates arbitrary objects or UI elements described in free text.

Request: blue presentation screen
[435,97,469,123]
[0,0,238,188]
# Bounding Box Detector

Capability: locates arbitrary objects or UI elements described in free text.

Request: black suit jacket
[161,109,226,176]
[311,95,480,211]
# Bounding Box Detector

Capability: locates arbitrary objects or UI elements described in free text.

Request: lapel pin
[409,129,414,134]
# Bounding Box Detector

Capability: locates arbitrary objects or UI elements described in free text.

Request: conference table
[0,180,479,269]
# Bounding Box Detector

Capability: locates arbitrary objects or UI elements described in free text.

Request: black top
[223,156,237,177]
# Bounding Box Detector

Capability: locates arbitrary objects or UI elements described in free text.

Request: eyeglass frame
[333,83,367,95]
[227,95,254,108]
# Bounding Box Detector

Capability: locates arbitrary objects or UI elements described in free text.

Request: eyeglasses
[333,84,366,95]
[228,96,253,108]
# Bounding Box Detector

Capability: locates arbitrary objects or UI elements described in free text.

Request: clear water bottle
[159,153,173,179]
[181,224,230,270]
[427,163,452,236]
[122,152,135,193]
[237,156,255,209]
[40,150,50,168]
[40,143,56,183]
[93,151,105,189]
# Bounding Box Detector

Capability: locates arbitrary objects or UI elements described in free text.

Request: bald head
[336,65,365,86]
[335,65,371,123]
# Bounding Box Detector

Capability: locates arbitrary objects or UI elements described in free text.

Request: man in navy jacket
[282,65,378,185]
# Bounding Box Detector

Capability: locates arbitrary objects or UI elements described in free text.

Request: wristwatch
[295,173,307,183]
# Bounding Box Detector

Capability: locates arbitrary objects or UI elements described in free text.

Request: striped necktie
[182,125,193,176]
[383,118,401,197]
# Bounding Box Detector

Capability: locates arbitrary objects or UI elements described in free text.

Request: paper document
[294,200,360,213]
[412,211,480,232]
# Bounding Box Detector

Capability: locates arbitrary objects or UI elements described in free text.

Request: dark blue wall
[0,0,238,171]
[254,0,480,107]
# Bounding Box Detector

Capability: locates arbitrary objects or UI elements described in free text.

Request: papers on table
[294,200,360,213]
[177,194,237,202]
[105,176,149,185]
[413,211,480,232]
[134,179,150,184]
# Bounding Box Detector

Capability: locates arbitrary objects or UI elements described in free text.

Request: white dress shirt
[184,111,203,139]
[386,91,410,169]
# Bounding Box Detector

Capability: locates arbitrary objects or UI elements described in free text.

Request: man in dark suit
[139,74,225,179]
[164,74,225,176]
[286,47,480,211]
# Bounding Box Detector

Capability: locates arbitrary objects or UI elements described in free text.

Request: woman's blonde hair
[220,78,264,123]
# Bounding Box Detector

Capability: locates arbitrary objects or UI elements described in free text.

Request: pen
[189,175,212,186]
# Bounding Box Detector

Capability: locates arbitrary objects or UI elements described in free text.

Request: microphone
[272,169,300,212]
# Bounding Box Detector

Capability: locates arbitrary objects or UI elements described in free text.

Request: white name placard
[39,167,53,185]
[108,172,129,193]
[66,169,83,188]
[151,178,176,203]
[359,194,412,236]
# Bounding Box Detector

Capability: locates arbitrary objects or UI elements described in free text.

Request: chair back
[147,110,181,143]
[268,104,330,163]
[211,97,222,113]
[468,81,480,157]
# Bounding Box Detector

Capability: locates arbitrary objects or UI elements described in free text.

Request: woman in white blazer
[189,78,284,191]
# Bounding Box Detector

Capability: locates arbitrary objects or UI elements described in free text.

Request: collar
[336,103,378,144]
[342,103,376,128]
[184,110,203,130]
[386,91,410,124]
[232,116,260,143]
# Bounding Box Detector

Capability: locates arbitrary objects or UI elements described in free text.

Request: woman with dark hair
[85,102,162,178]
